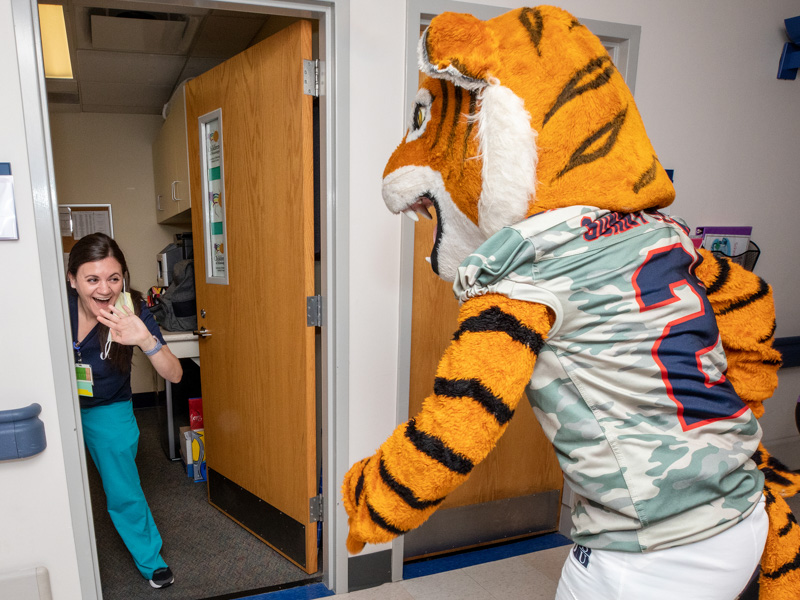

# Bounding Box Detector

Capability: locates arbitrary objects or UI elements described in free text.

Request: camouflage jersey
[453,205,764,553]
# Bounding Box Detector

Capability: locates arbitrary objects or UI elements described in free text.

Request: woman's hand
[98,304,153,349]
[98,304,183,384]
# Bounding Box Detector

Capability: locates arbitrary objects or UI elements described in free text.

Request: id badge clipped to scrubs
[75,363,94,397]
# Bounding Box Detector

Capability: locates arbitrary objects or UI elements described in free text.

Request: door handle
[171,180,181,202]
[193,327,212,338]
[157,194,163,211]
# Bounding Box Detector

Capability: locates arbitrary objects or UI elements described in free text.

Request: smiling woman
[66,232,181,590]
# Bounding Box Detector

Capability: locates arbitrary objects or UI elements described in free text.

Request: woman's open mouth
[93,296,113,308]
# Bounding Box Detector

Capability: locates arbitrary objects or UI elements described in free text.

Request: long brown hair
[67,233,143,374]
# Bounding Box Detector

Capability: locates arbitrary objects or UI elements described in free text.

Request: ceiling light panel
[39,4,74,79]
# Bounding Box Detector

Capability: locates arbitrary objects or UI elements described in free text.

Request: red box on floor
[188,397,203,430]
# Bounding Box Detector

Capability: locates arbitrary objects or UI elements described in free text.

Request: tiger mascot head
[382,5,674,281]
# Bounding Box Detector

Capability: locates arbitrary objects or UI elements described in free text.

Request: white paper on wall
[0,175,19,241]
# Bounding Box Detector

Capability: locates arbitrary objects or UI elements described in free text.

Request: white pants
[556,497,768,600]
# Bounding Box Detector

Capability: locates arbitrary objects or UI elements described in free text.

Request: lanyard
[73,341,94,397]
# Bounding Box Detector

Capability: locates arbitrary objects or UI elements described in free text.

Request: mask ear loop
[100,332,113,360]
[100,276,127,360]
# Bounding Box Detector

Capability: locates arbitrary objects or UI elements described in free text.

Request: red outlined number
[632,244,748,431]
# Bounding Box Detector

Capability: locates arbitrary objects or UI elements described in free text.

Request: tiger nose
[382,138,412,180]
[382,165,419,213]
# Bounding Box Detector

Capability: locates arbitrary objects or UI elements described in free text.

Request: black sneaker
[149,567,174,589]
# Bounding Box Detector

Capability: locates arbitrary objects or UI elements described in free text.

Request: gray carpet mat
[87,407,313,599]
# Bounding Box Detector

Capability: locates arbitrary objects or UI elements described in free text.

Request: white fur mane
[475,81,538,237]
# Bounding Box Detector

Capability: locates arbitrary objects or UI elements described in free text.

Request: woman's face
[68,256,124,321]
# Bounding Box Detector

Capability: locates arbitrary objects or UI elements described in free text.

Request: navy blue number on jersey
[632,243,747,431]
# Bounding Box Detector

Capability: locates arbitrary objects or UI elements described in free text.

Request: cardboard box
[188,397,204,430]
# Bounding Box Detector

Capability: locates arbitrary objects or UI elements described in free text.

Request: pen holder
[712,240,760,272]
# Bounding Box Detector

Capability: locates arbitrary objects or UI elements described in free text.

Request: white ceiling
[45,0,298,115]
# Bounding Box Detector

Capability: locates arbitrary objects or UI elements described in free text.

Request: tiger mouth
[382,166,451,276]
[400,196,435,222]
[401,194,444,274]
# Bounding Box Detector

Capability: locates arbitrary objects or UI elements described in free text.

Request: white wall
[345,0,800,518]
[348,0,407,461]
[49,112,190,393]
[0,1,83,596]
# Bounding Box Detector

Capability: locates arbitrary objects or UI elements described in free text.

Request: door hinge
[303,59,322,97]
[307,295,323,327]
[309,494,324,523]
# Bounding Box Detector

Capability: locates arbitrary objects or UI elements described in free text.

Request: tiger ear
[419,12,498,90]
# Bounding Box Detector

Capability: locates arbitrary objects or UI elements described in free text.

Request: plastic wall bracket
[778,43,800,79]
[778,16,800,80]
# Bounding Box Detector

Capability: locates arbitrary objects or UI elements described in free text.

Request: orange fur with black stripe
[697,250,799,599]
[343,294,552,552]
[345,6,797,598]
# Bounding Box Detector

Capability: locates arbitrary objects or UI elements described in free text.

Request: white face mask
[100,279,130,360]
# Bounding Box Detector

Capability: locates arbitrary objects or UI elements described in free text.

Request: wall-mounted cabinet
[153,83,191,225]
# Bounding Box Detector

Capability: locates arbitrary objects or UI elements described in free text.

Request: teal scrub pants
[81,401,167,579]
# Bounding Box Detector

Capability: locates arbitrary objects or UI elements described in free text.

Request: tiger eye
[414,106,425,129]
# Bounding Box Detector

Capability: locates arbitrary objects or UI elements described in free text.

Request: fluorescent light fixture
[39,4,73,79]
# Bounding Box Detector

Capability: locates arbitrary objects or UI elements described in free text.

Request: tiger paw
[346,528,366,555]
[342,457,370,517]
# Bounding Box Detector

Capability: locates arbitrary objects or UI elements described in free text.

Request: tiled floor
[334,545,568,600]
[254,495,800,600]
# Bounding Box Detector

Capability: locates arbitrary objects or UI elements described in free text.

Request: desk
[163,331,200,364]
[160,332,200,460]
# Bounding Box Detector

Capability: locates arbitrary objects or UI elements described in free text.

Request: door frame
[11,0,351,596]
[393,0,642,581]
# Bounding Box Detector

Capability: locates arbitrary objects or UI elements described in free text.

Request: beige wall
[49,112,189,393]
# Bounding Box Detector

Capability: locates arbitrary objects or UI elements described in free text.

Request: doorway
[29,0,338,597]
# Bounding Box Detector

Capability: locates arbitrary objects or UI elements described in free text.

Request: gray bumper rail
[0,403,46,461]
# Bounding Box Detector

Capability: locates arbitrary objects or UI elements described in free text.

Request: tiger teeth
[397,196,435,222]
[402,208,419,222]
[407,202,433,220]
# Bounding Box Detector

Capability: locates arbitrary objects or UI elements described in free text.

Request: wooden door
[186,20,318,573]
[404,134,563,560]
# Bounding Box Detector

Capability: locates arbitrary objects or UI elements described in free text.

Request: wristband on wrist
[143,335,163,356]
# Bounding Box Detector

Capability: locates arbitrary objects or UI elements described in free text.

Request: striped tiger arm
[752,445,800,599]
[695,251,800,597]
[342,294,552,554]
[694,249,782,417]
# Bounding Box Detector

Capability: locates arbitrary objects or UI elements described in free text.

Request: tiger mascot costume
[342,6,800,599]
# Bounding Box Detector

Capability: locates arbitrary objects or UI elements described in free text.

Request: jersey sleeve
[341,293,553,553]
[694,249,781,417]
